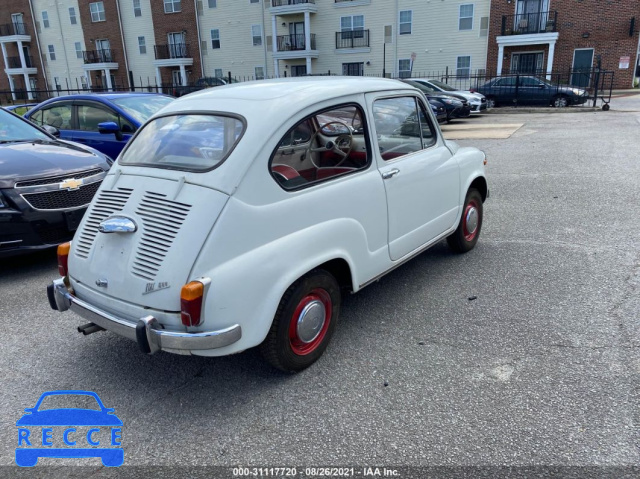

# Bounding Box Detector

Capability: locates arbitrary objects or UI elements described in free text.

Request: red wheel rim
[289,288,332,356]
[463,199,480,242]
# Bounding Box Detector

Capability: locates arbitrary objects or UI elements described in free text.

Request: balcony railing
[336,29,369,49]
[501,11,557,35]
[154,43,190,60]
[0,22,28,36]
[7,55,34,68]
[276,34,316,51]
[83,49,116,64]
[271,0,315,6]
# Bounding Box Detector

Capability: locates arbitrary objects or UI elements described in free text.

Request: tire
[447,188,483,254]
[486,96,497,109]
[260,269,341,372]
[602,103,610,111]
[552,95,569,108]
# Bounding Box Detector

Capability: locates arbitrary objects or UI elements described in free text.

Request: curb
[484,107,601,114]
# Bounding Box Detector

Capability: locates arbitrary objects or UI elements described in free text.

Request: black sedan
[0,108,111,257]
[402,80,472,121]
[428,99,447,123]
[473,75,589,108]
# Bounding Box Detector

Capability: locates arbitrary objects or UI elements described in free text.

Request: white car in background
[413,78,488,113]
[48,77,488,372]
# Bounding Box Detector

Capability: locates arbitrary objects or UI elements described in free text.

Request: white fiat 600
[48,77,488,372]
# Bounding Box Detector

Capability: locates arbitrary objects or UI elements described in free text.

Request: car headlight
[571,89,585,95]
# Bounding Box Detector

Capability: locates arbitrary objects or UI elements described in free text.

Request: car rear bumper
[48,278,242,355]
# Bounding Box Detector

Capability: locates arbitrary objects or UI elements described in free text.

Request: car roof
[29,92,168,108]
[164,77,416,118]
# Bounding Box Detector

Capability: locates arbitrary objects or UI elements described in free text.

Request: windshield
[406,80,438,94]
[0,108,50,143]
[427,79,457,91]
[110,96,174,124]
[120,114,244,171]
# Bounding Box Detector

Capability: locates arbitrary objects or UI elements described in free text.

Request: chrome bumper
[48,278,242,355]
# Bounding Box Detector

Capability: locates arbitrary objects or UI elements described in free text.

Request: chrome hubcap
[466,207,478,235]
[296,300,326,343]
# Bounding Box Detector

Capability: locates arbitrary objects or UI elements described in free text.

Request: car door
[28,102,75,141]
[493,77,518,104]
[72,100,133,158]
[518,76,551,105]
[367,93,460,261]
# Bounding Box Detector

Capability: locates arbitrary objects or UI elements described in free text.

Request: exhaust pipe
[77,323,105,335]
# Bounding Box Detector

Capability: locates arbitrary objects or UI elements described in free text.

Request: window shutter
[480,17,489,37]
[201,40,208,54]
[384,25,392,43]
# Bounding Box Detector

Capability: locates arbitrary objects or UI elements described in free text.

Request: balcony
[335,30,369,49]
[270,0,317,15]
[83,49,117,64]
[501,11,557,35]
[276,34,316,52]
[7,55,34,68]
[0,22,28,37]
[272,0,314,6]
[154,43,190,60]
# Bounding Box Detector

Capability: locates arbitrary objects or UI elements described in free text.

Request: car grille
[15,168,104,188]
[75,188,133,259]
[132,192,192,281]
[37,225,74,245]
[21,181,102,210]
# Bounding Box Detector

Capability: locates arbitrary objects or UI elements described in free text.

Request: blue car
[25,93,174,159]
[16,390,123,467]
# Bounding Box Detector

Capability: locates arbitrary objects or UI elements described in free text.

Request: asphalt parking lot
[1,95,639,477]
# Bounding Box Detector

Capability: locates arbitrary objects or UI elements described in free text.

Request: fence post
[228,71,232,84]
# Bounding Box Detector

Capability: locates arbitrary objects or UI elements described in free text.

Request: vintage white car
[48,77,488,372]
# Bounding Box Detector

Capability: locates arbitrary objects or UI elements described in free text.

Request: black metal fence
[0,67,614,109]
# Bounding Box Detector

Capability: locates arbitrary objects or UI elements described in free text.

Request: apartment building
[2,0,491,94]
[487,0,640,88]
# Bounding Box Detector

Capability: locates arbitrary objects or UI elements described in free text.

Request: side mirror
[98,121,123,141]
[539,84,546,89]
[42,125,60,137]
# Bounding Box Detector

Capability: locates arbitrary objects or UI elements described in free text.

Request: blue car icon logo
[16,390,123,467]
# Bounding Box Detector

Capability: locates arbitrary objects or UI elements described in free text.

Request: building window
[340,15,365,41]
[42,11,50,28]
[459,4,474,31]
[75,42,82,59]
[211,29,220,49]
[456,56,471,78]
[48,45,56,61]
[250,0,259,3]
[133,0,142,17]
[69,7,77,25]
[255,66,265,80]
[164,0,181,13]
[479,16,489,36]
[138,36,146,54]
[215,68,223,78]
[90,2,106,22]
[252,24,262,46]
[399,10,411,35]
[398,59,411,78]
[343,62,364,76]
[208,0,216,7]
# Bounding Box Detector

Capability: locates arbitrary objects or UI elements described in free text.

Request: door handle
[381,169,399,180]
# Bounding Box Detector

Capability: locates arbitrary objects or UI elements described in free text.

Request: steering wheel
[305,121,353,168]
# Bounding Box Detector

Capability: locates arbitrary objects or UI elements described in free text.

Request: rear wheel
[486,96,497,108]
[260,270,341,372]
[447,188,483,253]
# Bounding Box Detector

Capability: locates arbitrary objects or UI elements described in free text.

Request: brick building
[0,0,46,99]
[487,0,640,88]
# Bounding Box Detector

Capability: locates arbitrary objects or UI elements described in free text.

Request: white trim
[399,9,412,35]
[335,48,371,55]
[458,3,474,31]
[571,47,594,70]
[496,32,558,46]
[334,0,370,6]
[456,54,472,77]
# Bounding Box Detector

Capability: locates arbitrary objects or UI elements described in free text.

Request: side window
[77,105,118,131]
[270,104,369,190]
[417,102,437,148]
[38,104,73,130]
[519,77,542,87]
[372,97,424,161]
[495,77,516,87]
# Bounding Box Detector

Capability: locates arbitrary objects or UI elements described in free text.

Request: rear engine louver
[75,188,133,259]
[131,192,192,281]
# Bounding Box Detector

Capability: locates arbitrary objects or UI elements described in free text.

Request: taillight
[181,281,204,327]
[57,242,71,277]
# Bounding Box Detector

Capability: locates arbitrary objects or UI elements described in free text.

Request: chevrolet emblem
[59,178,83,191]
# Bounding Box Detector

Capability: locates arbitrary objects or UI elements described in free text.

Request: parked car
[428,98,447,123]
[48,77,488,372]
[25,93,174,159]
[412,78,488,113]
[0,108,111,257]
[3,103,39,116]
[473,75,589,108]
[172,76,239,97]
[402,80,471,121]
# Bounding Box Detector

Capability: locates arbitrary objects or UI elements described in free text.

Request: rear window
[119,114,244,171]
